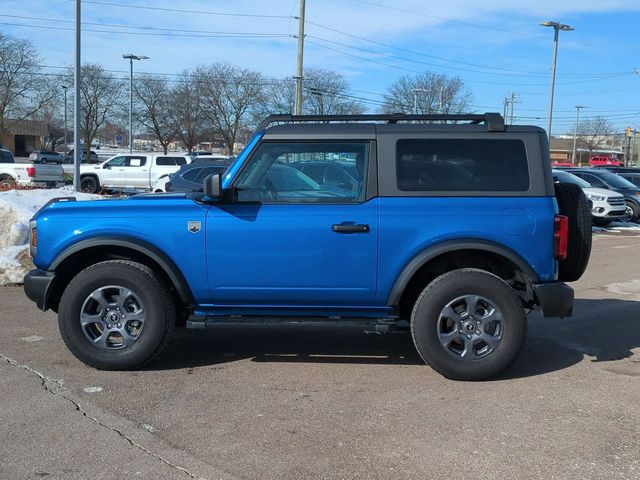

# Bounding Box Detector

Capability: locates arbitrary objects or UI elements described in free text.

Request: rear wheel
[0,177,16,189]
[58,260,175,370]
[411,269,527,381]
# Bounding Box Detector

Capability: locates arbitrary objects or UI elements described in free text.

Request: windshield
[552,170,590,188]
[598,171,637,189]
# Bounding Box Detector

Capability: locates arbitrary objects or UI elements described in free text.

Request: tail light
[26,167,36,177]
[554,215,568,260]
[29,220,37,257]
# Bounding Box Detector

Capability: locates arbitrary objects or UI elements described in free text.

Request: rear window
[157,156,187,166]
[396,139,530,192]
[1,150,14,163]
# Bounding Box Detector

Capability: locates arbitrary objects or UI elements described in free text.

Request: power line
[68,0,294,19]
[0,21,292,39]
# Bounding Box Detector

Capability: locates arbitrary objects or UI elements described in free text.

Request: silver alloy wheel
[621,206,634,223]
[437,294,504,360]
[80,285,145,350]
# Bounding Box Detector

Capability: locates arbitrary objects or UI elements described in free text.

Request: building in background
[0,119,47,157]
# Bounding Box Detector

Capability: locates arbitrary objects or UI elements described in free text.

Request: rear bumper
[533,282,574,317]
[23,269,55,311]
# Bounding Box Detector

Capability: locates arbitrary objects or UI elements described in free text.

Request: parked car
[0,148,64,188]
[29,150,65,164]
[165,159,230,193]
[552,169,626,226]
[24,112,591,381]
[79,153,192,193]
[290,160,361,193]
[565,168,640,222]
[589,155,621,166]
[591,165,640,174]
[65,149,99,164]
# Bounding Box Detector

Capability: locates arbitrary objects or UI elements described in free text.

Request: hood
[582,187,623,199]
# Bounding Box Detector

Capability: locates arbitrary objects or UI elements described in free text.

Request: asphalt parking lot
[1,232,639,480]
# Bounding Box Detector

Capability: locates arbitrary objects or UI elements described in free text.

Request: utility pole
[413,88,428,114]
[294,0,306,115]
[541,21,574,139]
[502,92,518,124]
[62,85,68,155]
[73,0,81,192]
[571,105,589,165]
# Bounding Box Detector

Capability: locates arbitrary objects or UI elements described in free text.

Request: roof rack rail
[254,112,505,133]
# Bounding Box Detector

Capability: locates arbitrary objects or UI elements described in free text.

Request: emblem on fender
[187,221,201,233]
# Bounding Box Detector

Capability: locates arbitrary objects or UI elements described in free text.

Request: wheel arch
[387,240,540,316]
[47,236,194,312]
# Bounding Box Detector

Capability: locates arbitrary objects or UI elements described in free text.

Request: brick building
[0,119,47,157]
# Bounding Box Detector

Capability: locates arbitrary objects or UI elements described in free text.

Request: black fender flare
[50,235,195,304]
[386,239,540,306]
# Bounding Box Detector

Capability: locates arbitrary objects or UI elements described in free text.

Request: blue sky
[2,0,639,135]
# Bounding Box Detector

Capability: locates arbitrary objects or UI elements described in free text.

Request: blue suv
[23,113,591,380]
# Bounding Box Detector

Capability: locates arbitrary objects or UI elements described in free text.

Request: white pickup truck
[79,153,192,193]
[0,148,64,188]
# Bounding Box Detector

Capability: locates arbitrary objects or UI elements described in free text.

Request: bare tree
[133,74,177,154]
[196,63,264,154]
[382,72,472,114]
[257,68,365,118]
[577,116,616,161]
[0,32,56,141]
[69,64,124,152]
[173,71,206,153]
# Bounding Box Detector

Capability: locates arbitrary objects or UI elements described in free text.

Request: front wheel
[80,175,99,193]
[623,202,639,223]
[58,260,175,370]
[411,269,527,381]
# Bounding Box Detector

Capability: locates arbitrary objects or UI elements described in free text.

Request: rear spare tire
[554,183,592,282]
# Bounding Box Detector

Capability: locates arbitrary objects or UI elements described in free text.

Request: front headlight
[586,193,605,202]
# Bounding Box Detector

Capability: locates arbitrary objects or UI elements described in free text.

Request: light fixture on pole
[73,0,81,192]
[122,53,149,153]
[61,85,69,155]
[571,105,589,165]
[412,88,428,114]
[540,21,574,139]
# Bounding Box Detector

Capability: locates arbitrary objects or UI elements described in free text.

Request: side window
[125,156,146,167]
[181,168,202,182]
[105,156,126,167]
[157,156,186,166]
[2,150,14,163]
[194,166,226,184]
[582,174,607,189]
[396,139,530,192]
[233,142,369,203]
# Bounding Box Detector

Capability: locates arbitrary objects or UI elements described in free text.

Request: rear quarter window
[157,156,187,166]
[396,139,530,192]
[1,150,15,163]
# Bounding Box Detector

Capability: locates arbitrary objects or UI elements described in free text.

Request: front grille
[607,197,625,206]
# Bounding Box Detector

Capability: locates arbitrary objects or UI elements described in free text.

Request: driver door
[205,140,379,307]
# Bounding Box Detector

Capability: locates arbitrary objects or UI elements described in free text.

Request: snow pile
[0,187,101,285]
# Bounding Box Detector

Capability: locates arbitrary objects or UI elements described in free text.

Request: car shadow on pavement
[499,297,640,380]
[147,297,639,379]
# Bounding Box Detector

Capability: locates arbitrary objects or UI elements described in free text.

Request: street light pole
[62,85,68,155]
[412,88,428,114]
[541,21,574,139]
[571,105,589,165]
[73,0,81,192]
[122,53,149,153]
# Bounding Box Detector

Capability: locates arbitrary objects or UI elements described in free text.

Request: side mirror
[203,173,222,199]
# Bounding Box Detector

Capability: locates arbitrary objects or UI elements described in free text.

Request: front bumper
[533,282,574,318]
[23,269,55,311]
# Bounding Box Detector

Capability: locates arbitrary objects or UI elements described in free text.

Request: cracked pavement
[1,232,639,480]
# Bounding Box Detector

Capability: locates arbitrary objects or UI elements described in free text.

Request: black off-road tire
[554,183,592,282]
[411,269,527,381]
[58,260,175,370]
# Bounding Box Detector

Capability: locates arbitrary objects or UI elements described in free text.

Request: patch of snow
[21,335,44,342]
[83,386,103,393]
[604,279,640,300]
[0,187,101,285]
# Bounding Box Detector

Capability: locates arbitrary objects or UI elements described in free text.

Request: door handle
[332,224,370,233]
